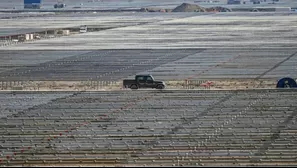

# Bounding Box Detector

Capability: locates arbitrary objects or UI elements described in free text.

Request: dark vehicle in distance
[123,74,166,90]
[54,3,66,8]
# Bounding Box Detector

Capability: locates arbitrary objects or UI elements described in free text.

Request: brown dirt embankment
[0,79,277,91]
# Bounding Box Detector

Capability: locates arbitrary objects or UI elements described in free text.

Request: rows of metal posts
[0,80,211,90]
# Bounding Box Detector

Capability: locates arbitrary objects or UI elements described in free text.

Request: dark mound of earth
[206,6,232,12]
[172,3,206,12]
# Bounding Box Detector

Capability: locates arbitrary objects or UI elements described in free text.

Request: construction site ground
[0,11,297,167]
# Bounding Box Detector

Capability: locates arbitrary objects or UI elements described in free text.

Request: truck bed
[123,79,135,88]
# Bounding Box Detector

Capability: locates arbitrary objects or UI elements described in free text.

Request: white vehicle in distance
[80,25,88,33]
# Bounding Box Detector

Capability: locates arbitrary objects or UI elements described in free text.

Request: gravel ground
[1,12,297,87]
[2,13,297,50]
[0,89,296,166]
[1,10,297,167]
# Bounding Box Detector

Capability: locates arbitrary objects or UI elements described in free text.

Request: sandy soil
[0,79,277,91]
[165,79,276,90]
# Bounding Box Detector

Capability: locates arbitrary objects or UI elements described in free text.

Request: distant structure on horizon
[24,0,42,9]
[228,0,278,4]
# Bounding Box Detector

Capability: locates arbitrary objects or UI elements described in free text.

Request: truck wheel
[156,84,165,89]
[130,84,138,90]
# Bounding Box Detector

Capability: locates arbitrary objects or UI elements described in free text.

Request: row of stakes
[0,89,286,165]
[0,34,67,48]
[0,114,294,161]
[0,80,213,90]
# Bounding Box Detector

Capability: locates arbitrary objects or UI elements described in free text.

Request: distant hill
[172,3,206,12]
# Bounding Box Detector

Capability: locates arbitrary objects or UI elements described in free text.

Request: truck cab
[135,74,154,87]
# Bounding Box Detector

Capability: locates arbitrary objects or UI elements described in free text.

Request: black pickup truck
[123,74,166,90]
